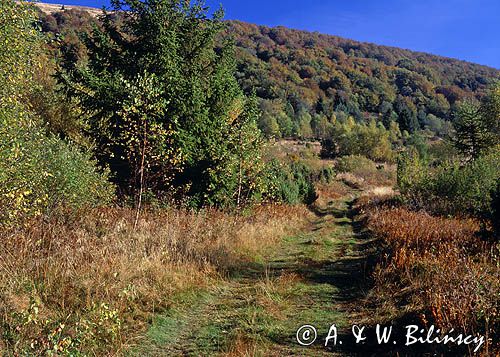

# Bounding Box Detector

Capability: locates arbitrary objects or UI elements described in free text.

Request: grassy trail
[135,191,378,356]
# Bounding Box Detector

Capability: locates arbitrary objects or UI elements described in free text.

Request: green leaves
[59,0,265,208]
[397,145,500,220]
[321,117,396,162]
[0,0,114,226]
[453,84,500,161]
[0,107,114,226]
[0,0,40,103]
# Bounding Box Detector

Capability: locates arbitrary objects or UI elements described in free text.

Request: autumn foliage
[0,205,309,354]
[361,200,500,353]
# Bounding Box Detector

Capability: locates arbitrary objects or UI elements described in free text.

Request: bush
[398,147,500,219]
[427,140,458,163]
[321,118,396,162]
[336,155,377,173]
[0,1,114,227]
[491,179,500,237]
[318,166,336,184]
[334,155,396,187]
[396,147,428,194]
[0,108,114,226]
[0,0,40,102]
[266,160,318,205]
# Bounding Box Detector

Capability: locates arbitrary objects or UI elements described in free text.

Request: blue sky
[44,0,500,69]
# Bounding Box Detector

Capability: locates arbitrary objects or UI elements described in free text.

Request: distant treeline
[37,8,499,140]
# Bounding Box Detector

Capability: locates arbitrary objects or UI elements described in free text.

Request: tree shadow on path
[229,197,462,356]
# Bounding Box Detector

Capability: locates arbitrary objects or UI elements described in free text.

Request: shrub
[335,155,396,187]
[266,160,318,205]
[318,166,336,184]
[321,118,396,162]
[396,147,427,194]
[427,139,458,163]
[0,108,114,226]
[0,1,114,226]
[336,155,377,173]
[491,179,500,237]
[398,147,500,219]
[0,0,40,103]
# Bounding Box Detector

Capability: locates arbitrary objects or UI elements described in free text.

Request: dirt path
[135,192,379,356]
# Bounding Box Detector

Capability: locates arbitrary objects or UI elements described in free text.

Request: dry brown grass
[367,207,481,253]
[362,186,396,197]
[360,199,500,354]
[0,204,309,355]
[222,332,261,357]
[315,180,351,203]
[342,165,396,189]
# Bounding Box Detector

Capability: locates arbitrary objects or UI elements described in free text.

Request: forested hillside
[228,22,499,137]
[37,6,500,140]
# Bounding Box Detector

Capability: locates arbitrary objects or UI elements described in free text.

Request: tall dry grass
[0,205,309,355]
[360,199,500,354]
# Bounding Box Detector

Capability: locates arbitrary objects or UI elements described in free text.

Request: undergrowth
[358,196,500,354]
[0,205,309,355]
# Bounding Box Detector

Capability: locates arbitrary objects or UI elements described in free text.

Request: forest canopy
[227,22,499,138]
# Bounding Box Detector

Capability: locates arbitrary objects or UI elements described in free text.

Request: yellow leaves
[4,189,31,201]
[0,0,41,101]
[1,187,43,226]
[227,96,245,123]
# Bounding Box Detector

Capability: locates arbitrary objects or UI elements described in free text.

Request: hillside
[226,21,499,136]
[35,1,101,16]
[36,3,500,138]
